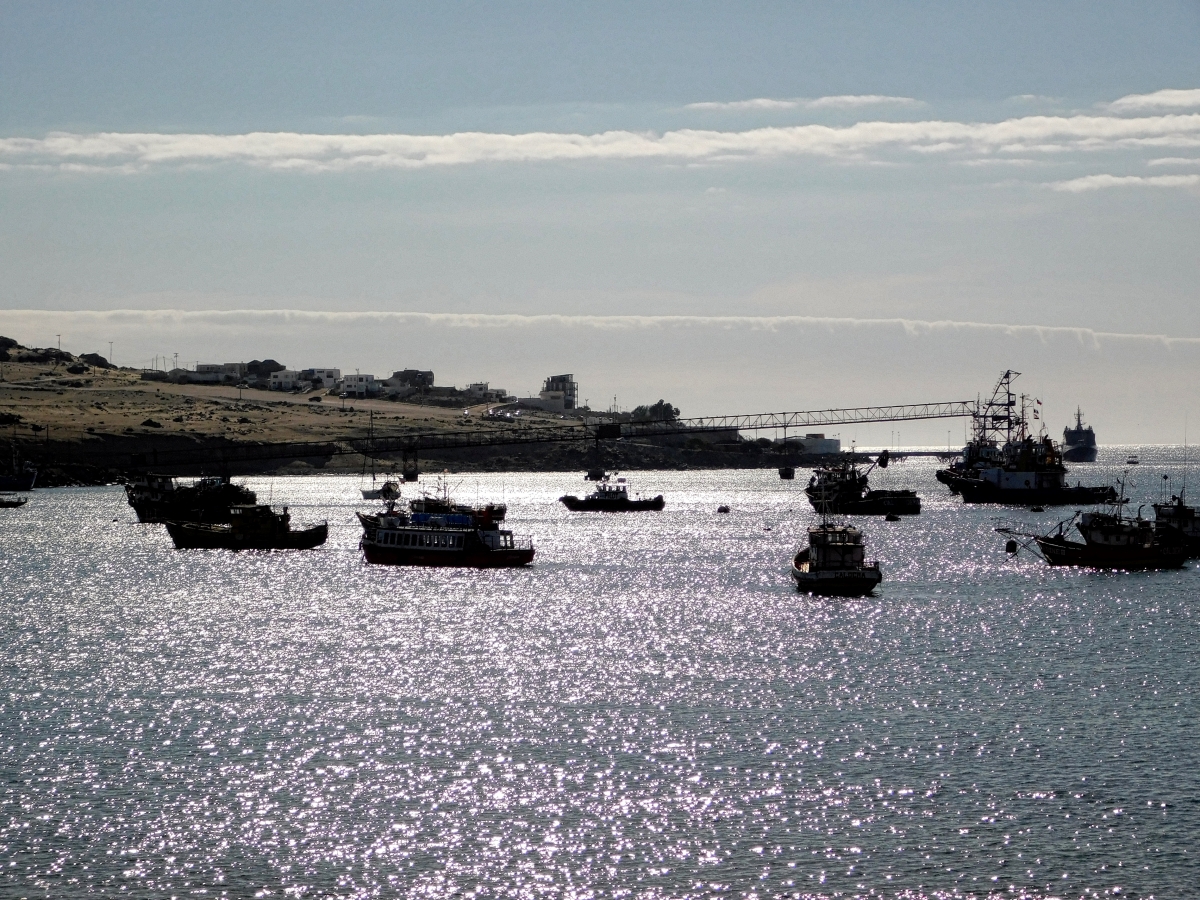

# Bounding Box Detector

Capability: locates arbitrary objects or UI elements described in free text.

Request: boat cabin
[807,524,868,569]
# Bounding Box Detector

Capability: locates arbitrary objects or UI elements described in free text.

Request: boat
[560,475,665,512]
[1062,407,1098,462]
[778,466,796,480]
[939,371,1116,506]
[998,484,1186,569]
[125,473,257,523]
[359,411,402,499]
[1153,494,1200,555]
[0,451,36,491]
[791,520,883,596]
[362,479,401,501]
[165,504,328,550]
[1127,454,1140,465]
[804,449,920,515]
[0,493,28,508]
[357,503,534,568]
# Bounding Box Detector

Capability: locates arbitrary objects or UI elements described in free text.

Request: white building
[299,367,341,389]
[343,373,378,397]
[269,369,301,391]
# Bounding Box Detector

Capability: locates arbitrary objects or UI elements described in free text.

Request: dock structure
[96,400,976,473]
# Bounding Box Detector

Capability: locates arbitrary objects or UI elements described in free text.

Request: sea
[1,447,1196,899]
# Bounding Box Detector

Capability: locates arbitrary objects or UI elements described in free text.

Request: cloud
[1107,88,1200,113]
[685,95,922,112]
[1148,156,1200,167]
[1049,173,1200,192]
[1007,94,1061,104]
[2,111,1200,175]
[3,308,1197,349]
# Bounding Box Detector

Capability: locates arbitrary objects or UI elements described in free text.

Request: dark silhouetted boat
[0,493,28,508]
[939,371,1115,506]
[126,473,256,523]
[998,483,1186,569]
[791,520,882,596]
[357,506,533,568]
[1153,494,1200,555]
[1062,407,1098,462]
[805,450,920,515]
[560,475,664,511]
[165,504,327,550]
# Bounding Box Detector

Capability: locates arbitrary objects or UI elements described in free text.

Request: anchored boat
[805,449,920,516]
[358,505,533,567]
[998,485,1186,569]
[0,493,28,508]
[791,520,883,596]
[938,371,1115,506]
[560,475,664,512]
[126,473,256,523]
[1153,494,1200,555]
[165,504,328,550]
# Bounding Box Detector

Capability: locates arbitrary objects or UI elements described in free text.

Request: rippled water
[2,449,1197,898]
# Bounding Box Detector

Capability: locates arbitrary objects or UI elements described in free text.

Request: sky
[2,1,1199,445]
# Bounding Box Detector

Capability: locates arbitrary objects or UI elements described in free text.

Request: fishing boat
[805,449,920,515]
[791,519,882,596]
[165,504,328,550]
[0,493,28,508]
[939,371,1115,506]
[126,473,256,523]
[998,484,1186,569]
[1062,407,1098,462]
[1153,494,1200,555]
[560,475,665,512]
[0,452,36,491]
[357,504,533,568]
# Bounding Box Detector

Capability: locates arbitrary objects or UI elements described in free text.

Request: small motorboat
[165,504,327,550]
[0,493,28,508]
[1126,454,1140,465]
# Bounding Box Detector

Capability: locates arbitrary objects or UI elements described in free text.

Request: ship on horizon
[1062,407,1098,462]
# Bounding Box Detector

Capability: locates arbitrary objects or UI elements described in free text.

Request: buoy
[717,505,730,514]
[1005,539,1018,554]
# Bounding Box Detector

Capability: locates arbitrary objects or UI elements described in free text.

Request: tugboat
[805,449,920,515]
[939,371,1115,506]
[997,484,1186,569]
[791,518,883,596]
[560,475,665,511]
[165,504,328,550]
[1062,407,1098,462]
[358,500,534,568]
[126,473,257,523]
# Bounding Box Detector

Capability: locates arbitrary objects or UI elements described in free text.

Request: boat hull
[560,495,665,512]
[1062,445,1098,463]
[0,496,28,508]
[806,489,920,516]
[950,476,1115,506]
[791,564,882,596]
[362,543,534,568]
[1033,534,1186,569]
[0,472,36,491]
[165,522,328,550]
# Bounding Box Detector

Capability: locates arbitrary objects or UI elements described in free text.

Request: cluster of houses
[154,361,583,413]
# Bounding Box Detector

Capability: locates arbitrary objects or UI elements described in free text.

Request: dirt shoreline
[1,361,821,486]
